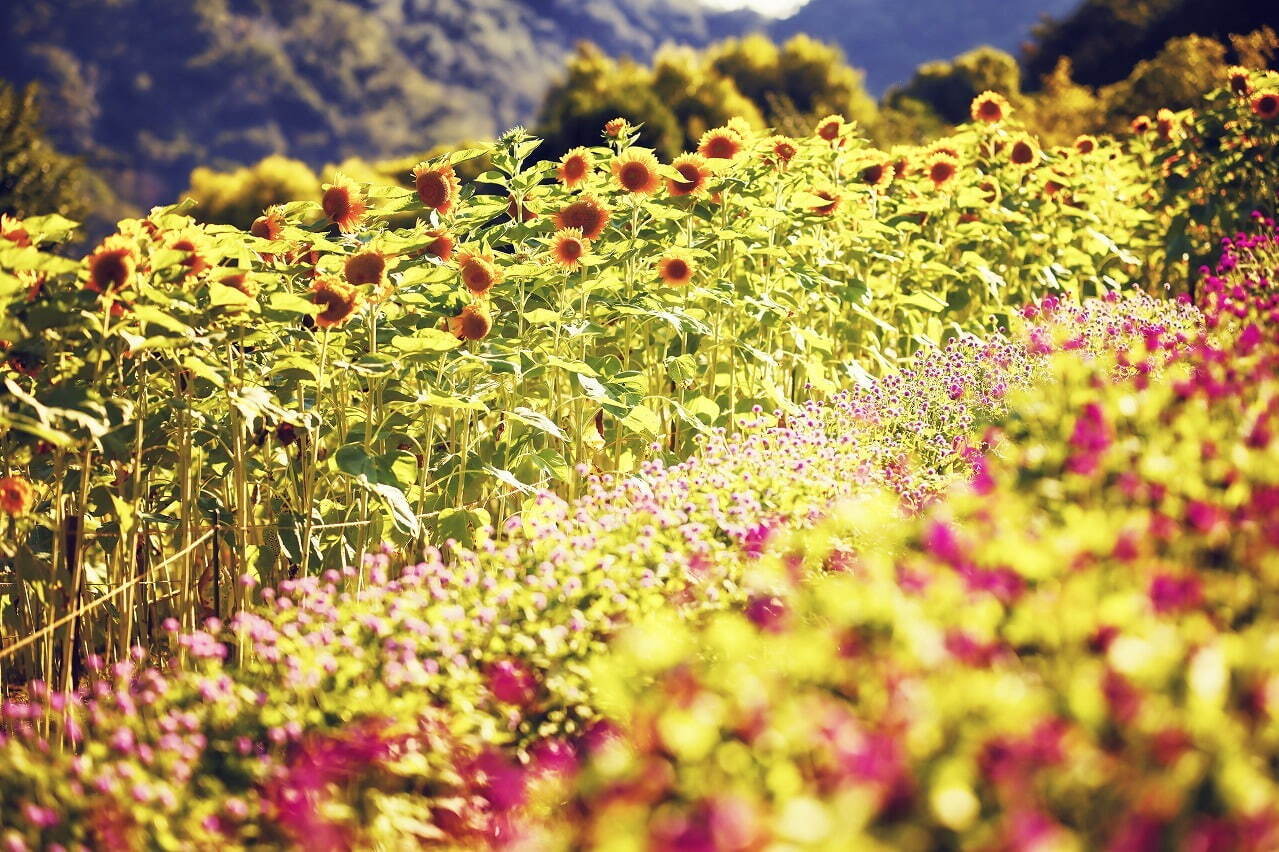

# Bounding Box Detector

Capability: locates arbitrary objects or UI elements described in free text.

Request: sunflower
[926,153,959,189]
[970,91,1010,124]
[86,235,136,294]
[657,251,695,286]
[557,147,594,188]
[457,251,502,296]
[423,229,455,262]
[611,149,662,195]
[0,476,34,515]
[765,136,797,169]
[698,127,743,160]
[668,153,711,196]
[979,180,1001,204]
[221,271,259,300]
[1227,66,1251,96]
[507,194,537,223]
[1009,136,1039,167]
[413,163,460,215]
[250,211,283,241]
[344,251,386,287]
[170,229,210,277]
[1130,115,1152,134]
[555,196,611,240]
[550,228,589,269]
[311,277,361,328]
[322,174,366,233]
[604,117,629,138]
[1252,92,1279,121]
[1155,108,1179,141]
[0,214,30,247]
[860,160,892,188]
[1073,135,1097,155]
[811,188,841,216]
[815,114,844,143]
[449,303,492,341]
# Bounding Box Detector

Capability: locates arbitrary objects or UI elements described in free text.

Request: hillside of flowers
[0,68,1277,848]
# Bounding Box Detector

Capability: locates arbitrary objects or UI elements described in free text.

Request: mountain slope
[772,0,1078,95]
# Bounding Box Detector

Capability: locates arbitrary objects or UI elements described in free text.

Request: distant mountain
[771,0,1078,95]
[0,0,761,209]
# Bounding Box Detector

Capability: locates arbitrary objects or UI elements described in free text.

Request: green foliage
[0,80,97,220]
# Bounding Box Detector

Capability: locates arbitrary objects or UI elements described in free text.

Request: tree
[0,80,97,219]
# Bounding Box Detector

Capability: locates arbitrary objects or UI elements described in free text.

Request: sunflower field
[0,66,1277,850]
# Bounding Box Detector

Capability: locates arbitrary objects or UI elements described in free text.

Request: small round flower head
[698,126,743,160]
[667,153,711,197]
[1251,91,1279,121]
[611,148,662,195]
[557,147,593,189]
[343,250,386,287]
[1074,134,1097,155]
[970,90,1010,124]
[413,162,460,215]
[926,153,959,189]
[0,476,34,515]
[1009,136,1039,167]
[457,251,502,296]
[1130,114,1152,134]
[1227,66,1251,96]
[859,159,892,188]
[321,174,366,232]
[448,303,492,341]
[550,228,589,270]
[765,136,797,169]
[555,195,611,240]
[657,251,695,286]
[86,235,136,294]
[815,114,845,143]
[310,276,360,328]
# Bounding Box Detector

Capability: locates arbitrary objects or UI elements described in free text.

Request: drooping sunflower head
[698,126,744,160]
[550,228,589,269]
[1155,108,1179,141]
[422,229,455,262]
[926,153,959,189]
[321,174,366,233]
[449,303,493,341]
[457,251,502,296]
[221,271,259,300]
[311,276,361,328]
[86,235,137,294]
[555,196,612,240]
[1009,136,1039,167]
[250,210,284,241]
[413,163,460,215]
[169,228,211,278]
[970,91,1010,124]
[344,250,387,287]
[668,153,712,197]
[657,251,695,286]
[811,188,841,216]
[611,148,662,195]
[1252,91,1279,121]
[603,117,630,139]
[1130,114,1152,135]
[815,114,845,143]
[557,147,594,189]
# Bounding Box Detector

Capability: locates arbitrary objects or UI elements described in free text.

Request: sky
[703,0,808,18]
